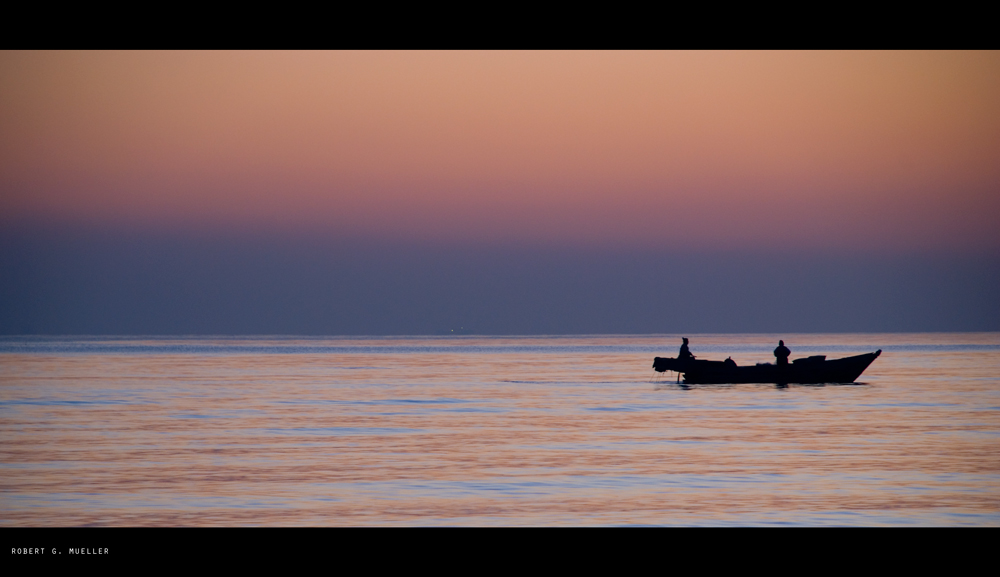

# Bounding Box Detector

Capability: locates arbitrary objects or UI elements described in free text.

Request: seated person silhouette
[774,340,790,367]
[679,338,694,361]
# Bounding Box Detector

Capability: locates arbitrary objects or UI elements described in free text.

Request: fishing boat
[652,349,881,384]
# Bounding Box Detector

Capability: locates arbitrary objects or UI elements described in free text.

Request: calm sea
[1,333,998,526]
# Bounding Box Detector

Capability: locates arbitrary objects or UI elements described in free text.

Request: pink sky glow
[2,51,998,252]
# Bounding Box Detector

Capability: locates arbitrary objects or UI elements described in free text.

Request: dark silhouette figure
[774,340,790,367]
[679,338,694,361]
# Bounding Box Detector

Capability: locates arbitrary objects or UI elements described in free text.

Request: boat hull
[653,350,881,384]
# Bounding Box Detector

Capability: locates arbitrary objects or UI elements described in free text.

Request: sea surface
[1,333,998,526]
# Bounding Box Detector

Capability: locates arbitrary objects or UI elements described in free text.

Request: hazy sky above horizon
[2,52,998,334]
[3,51,999,254]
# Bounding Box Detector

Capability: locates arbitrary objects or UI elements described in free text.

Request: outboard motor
[653,357,681,373]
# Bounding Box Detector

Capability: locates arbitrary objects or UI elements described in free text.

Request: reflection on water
[1,333,998,526]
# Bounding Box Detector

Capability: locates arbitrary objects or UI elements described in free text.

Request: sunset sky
[2,51,998,334]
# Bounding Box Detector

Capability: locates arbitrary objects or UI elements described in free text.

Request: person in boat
[774,340,790,366]
[679,338,694,361]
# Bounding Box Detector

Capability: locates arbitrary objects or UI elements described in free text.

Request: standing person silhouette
[679,338,694,361]
[774,340,790,366]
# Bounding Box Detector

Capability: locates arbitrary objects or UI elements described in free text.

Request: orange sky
[1,51,998,252]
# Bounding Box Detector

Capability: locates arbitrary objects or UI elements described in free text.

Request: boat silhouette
[653,349,881,384]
